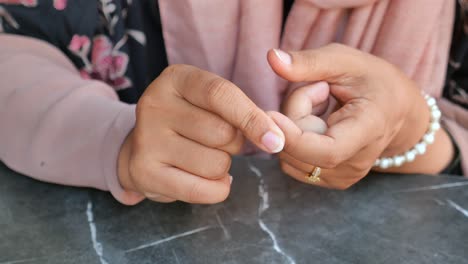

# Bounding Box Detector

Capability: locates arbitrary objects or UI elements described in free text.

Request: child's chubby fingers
[132,160,233,204]
[217,129,244,155]
[160,135,233,181]
[168,97,241,152]
[167,98,245,155]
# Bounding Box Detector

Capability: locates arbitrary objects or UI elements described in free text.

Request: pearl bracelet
[373,93,441,169]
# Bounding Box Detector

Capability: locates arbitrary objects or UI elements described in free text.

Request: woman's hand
[118,64,285,203]
[267,44,453,189]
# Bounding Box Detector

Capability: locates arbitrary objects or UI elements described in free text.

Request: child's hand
[118,64,285,204]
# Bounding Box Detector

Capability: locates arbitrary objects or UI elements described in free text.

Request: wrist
[376,92,454,174]
[383,90,430,157]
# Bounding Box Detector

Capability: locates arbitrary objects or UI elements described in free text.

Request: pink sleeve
[0,34,145,205]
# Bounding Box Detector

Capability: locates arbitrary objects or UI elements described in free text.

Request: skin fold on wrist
[118,131,137,193]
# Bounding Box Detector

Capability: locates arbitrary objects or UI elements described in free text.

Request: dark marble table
[0,157,467,264]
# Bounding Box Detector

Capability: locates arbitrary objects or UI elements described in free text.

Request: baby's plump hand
[118,64,285,204]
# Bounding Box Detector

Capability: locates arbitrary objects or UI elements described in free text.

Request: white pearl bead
[431,109,441,121]
[393,155,405,167]
[415,143,427,155]
[423,133,435,144]
[430,122,440,132]
[374,159,381,167]
[426,97,436,107]
[405,150,417,162]
[379,158,392,169]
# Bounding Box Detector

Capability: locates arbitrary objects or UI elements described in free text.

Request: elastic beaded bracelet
[373,93,441,169]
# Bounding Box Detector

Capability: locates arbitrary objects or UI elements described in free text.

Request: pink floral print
[2,0,144,94]
[68,35,90,54]
[69,34,132,91]
[53,0,66,10]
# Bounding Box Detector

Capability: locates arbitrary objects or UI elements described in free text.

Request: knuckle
[162,64,186,77]
[303,54,318,71]
[209,153,232,178]
[239,108,262,134]
[321,152,341,169]
[137,94,156,112]
[214,121,237,146]
[205,77,232,108]
[128,158,157,191]
[228,136,244,155]
[137,92,169,117]
[186,182,203,203]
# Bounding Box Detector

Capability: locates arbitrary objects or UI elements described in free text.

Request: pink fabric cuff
[101,103,145,205]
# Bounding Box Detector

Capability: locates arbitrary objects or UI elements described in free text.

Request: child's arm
[0,34,144,205]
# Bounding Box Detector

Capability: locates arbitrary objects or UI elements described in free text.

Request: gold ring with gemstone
[306,167,321,183]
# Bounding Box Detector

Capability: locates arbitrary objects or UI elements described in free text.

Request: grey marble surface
[0,157,467,264]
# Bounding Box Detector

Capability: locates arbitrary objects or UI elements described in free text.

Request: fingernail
[273,49,292,65]
[261,131,284,153]
[229,176,233,185]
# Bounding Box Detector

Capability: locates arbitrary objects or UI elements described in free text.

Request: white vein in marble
[446,199,468,218]
[215,211,231,239]
[395,181,468,193]
[125,226,213,253]
[248,163,296,264]
[172,249,181,264]
[86,201,109,264]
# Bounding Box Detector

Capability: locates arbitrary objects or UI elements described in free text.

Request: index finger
[268,107,380,169]
[167,64,285,154]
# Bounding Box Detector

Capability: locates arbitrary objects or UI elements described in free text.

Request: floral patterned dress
[0,0,167,104]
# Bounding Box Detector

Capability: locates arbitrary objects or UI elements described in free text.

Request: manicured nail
[261,131,284,153]
[274,49,292,65]
[229,176,233,185]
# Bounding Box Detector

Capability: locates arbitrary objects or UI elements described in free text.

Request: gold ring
[306,167,321,183]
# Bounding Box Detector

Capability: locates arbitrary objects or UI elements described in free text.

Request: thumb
[267,44,364,83]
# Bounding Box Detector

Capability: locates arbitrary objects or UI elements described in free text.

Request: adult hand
[118,64,285,203]
[267,44,449,189]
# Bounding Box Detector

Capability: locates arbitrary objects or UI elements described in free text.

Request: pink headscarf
[158,0,454,111]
